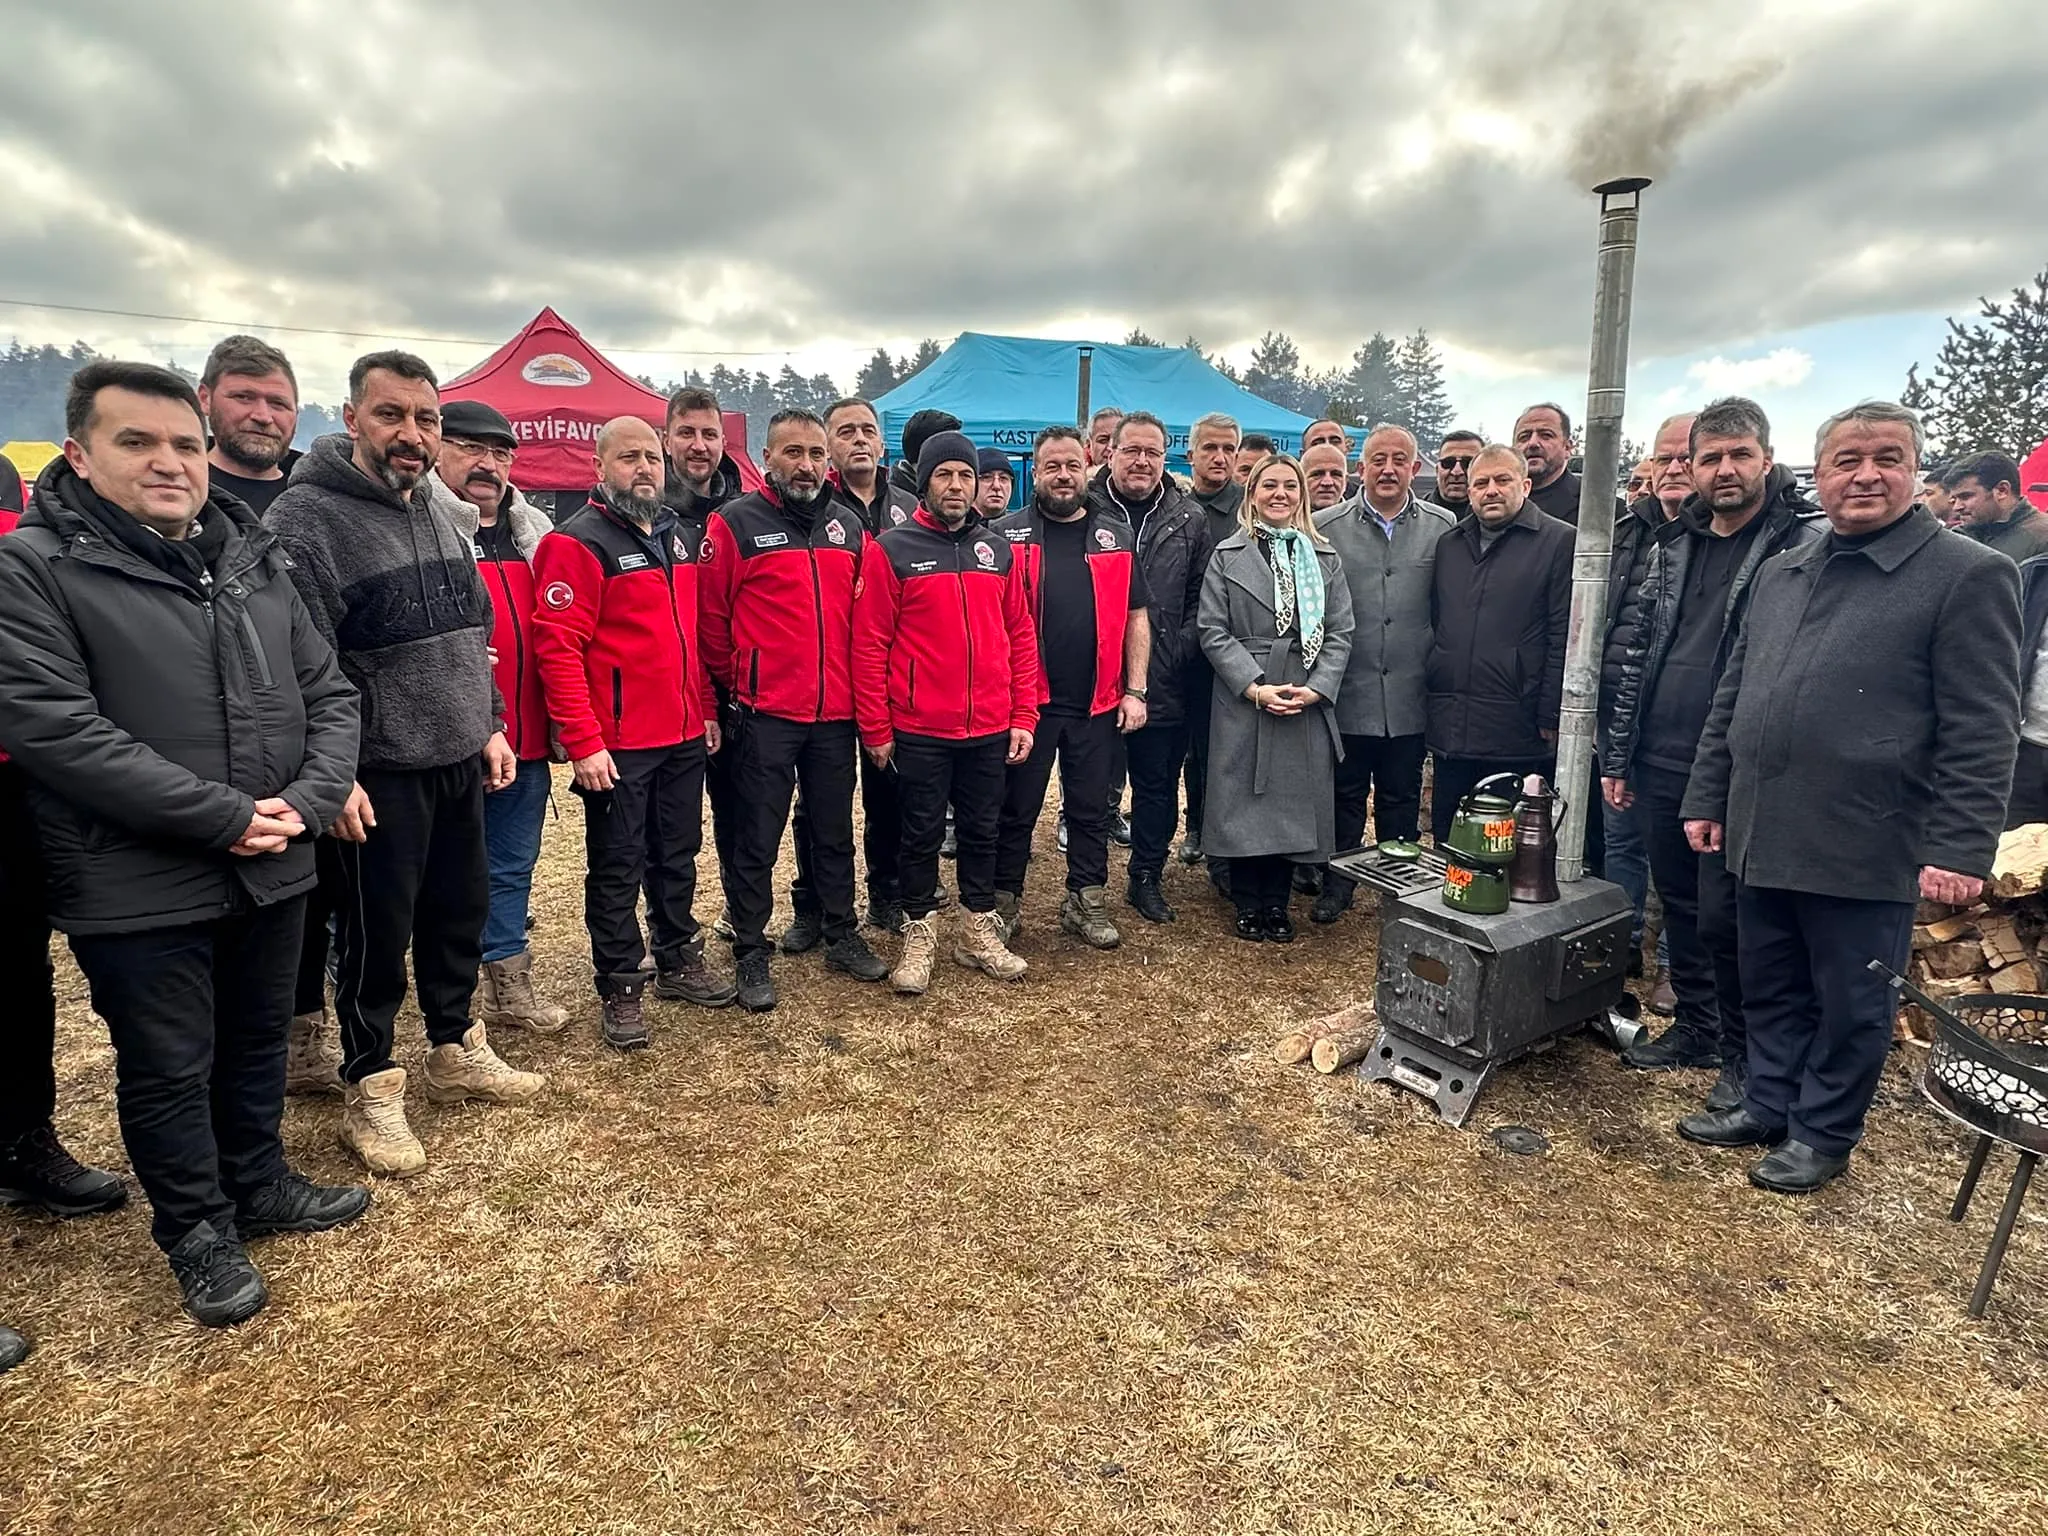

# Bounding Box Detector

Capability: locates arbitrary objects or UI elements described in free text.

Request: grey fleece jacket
[266,434,501,772]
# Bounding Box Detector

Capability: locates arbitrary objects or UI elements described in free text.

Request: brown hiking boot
[601,976,651,1051]
[653,952,738,1008]
[890,917,938,995]
[285,1008,343,1096]
[480,950,569,1035]
[1058,886,1121,950]
[953,908,1028,981]
[423,1023,546,1105]
[340,1068,427,1177]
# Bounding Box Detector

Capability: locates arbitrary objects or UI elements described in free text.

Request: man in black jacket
[1946,450,2048,564]
[1680,401,2021,1194]
[1424,443,1575,840]
[1091,412,1211,923]
[0,362,367,1326]
[1180,413,1243,864]
[1605,400,1822,1112]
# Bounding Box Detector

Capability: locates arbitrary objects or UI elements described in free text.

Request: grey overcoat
[1197,532,1354,863]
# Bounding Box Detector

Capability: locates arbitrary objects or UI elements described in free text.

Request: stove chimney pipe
[1075,345,1095,428]
[1556,176,1651,883]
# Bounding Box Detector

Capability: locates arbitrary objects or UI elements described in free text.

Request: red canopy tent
[441,307,761,495]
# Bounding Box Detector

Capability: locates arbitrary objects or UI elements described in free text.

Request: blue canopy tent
[872,333,1316,504]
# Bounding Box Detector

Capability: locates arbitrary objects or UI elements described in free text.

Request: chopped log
[1914,911,1983,947]
[1918,941,1989,980]
[1980,915,2029,970]
[1988,960,2041,995]
[1312,1025,1378,1075]
[1916,899,1963,925]
[1989,824,2048,901]
[1274,1002,1372,1065]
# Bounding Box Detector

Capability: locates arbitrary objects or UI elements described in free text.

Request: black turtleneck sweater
[1639,509,1765,770]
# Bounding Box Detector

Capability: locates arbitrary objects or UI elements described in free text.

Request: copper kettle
[1507,774,1563,904]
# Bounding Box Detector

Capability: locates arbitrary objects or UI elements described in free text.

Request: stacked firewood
[1901,824,2048,1040]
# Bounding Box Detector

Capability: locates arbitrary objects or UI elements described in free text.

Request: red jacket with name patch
[853,508,1040,746]
[701,488,865,724]
[530,497,715,758]
[994,505,1139,717]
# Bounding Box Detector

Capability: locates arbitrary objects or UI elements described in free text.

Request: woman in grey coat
[1197,453,1355,941]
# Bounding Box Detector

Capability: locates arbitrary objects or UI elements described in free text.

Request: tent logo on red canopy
[520,353,592,388]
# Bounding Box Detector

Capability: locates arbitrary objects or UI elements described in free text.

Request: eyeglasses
[1438,455,1474,469]
[447,438,515,464]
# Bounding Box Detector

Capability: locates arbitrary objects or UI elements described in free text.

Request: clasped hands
[1246,682,1319,716]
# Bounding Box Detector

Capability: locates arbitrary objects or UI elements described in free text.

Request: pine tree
[900,338,944,382]
[1904,268,2048,461]
[1341,333,1403,429]
[856,348,900,398]
[1394,329,1453,454]
[1244,331,1306,413]
[1123,327,1161,347]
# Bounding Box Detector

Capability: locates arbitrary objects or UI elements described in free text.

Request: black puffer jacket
[1604,466,1821,780]
[0,462,359,934]
[1088,468,1211,726]
[1598,497,1666,722]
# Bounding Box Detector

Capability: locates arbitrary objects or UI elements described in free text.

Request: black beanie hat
[439,399,518,448]
[976,448,1011,477]
[901,409,963,466]
[916,431,979,499]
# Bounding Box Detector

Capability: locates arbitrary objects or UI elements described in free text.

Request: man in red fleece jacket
[853,431,1039,995]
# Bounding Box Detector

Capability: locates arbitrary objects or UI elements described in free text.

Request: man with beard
[976,449,1015,517]
[1680,402,2018,1194]
[1431,430,1484,519]
[427,400,568,1038]
[1302,443,1351,514]
[993,426,1151,949]
[1313,426,1455,921]
[1179,414,1242,864]
[701,410,889,1011]
[1606,399,1824,1114]
[198,335,300,515]
[268,352,539,1178]
[1946,450,2048,563]
[534,418,737,1047]
[854,431,1039,995]
[1090,412,1210,923]
[1424,444,1575,840]
[779,398,917,949]
[0,361,365,1325]
[1514,403,1624,529]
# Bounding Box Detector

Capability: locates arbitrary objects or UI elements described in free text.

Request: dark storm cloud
[0,0,2042,374]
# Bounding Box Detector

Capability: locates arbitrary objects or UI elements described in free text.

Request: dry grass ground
[2,770,2044,1535]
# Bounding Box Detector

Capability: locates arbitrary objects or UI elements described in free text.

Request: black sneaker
[866,898,906,935]
[166,1220,268,1328]
[1262,906,1296,944]
[0,1124,128,1218]
[825,934,890,983]
[655,957,738,1008]
[1126,873,1176,924]
[0,1324,28,1372]
[735,953,777,1013]
[1310,883,1354,925]
[780,910,824,955]
[1623,1018,1723,1071]
[602,978,652,1051]
[237,1172,372,1239]
[1108,811,1133,848]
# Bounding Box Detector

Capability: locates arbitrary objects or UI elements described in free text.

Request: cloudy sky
[2,0,2043,457]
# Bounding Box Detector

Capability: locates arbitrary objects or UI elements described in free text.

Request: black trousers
[1735,882,1914,1158]
[997,710,1118,896]
[1231,855,1295,912]
[1636,763,1722,1034]
[0,765,55,1142]
[1428,754,1552,844]
[793,748,902,914]
[1182,662,1214,842]
[705,701,743,916]
[1125,720,1190,881]
[292,840,338,1018]
[1696,847,1746,1058]
[1325,732,1427,893]
[70,897,304,1250]
[579,740,708,990]
[730,715,857,963]
[896,732,1007,918]
[331,759,489,1084]
[2006,739,2048,828]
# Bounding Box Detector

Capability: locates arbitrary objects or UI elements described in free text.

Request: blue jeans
[1601,792,1667,966]
[482,758,551,964]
